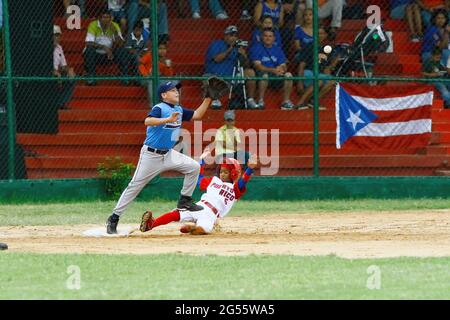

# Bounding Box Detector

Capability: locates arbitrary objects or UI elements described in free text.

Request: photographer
[204,25,258,109]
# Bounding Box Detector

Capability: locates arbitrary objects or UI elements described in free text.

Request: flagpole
[312,0,319,177]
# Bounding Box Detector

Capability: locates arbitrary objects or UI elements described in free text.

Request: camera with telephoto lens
[235,39,249,48]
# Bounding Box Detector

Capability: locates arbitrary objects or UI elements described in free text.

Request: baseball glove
[202,76,231,100]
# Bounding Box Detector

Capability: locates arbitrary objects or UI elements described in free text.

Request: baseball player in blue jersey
[106,80,212,234]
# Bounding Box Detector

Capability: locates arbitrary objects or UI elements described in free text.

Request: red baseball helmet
[219,158,242,182]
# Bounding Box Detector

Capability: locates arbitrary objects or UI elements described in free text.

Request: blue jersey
[205,39,238,76]
[260,0,282,26]
[421,25,442,54]
[249,42,286,68]
[144,102,194,150]
[294,25,313,49]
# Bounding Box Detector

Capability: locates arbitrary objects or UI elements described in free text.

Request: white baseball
[324,45,332,54]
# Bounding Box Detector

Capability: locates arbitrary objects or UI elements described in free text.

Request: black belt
[147,147,169,155]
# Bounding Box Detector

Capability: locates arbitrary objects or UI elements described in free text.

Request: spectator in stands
[214,110,251,169]
[294,0,307,25]
[83,9,128,86]
[251,15,283,48]
[53,25,76,109]
[294,8,313,95]
[280,0,303,54]
[205,25,258,109]
[254,1,285,28]
[390,0,423,42]
[63,0,85,17]
[128,0,169,40]
[189,0,229,19]
[421,9,450,63]
[423,46,450,108]
[125,21,148,77]
[295,26,338,110]
[418,0,445,28]
[108,0,128,34]
[249,28,294,110]
[139,40,174,104]
[305,0,344,37]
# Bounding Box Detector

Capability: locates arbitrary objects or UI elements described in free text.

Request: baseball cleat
[106,214,119,234]
[140,211,155,232]
[177,195,203,211]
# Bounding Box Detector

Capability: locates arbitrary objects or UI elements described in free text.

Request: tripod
[229,56,248,109]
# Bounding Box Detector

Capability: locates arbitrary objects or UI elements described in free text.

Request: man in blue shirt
[106,80,212,234]
[249,28,294,110]
[205,25,258,109]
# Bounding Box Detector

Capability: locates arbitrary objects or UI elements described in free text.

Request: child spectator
[125,21,148,76]
[214,110,251,169]
[249,28,294,110]
[251,15,283,48]
[139,41,174,104]
[421,9,449,63]
[423,46,450,108]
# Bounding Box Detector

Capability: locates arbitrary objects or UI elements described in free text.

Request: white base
[83,226,136,237]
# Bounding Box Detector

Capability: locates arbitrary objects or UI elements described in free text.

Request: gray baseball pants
[112,145,200,216]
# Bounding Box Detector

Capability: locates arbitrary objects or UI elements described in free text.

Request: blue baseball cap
[158,80,182,100]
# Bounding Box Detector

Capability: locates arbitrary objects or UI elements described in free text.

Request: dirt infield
[1,211,450,259]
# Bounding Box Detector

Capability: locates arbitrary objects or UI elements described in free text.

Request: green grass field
[1,253,449,299]
[1,199,450,299]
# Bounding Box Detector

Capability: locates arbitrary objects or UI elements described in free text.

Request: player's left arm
[197,148,213,190]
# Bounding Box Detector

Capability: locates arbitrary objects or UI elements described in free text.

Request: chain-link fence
[1,0,450,180]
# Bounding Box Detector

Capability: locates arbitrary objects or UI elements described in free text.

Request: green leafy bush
[97,157,136,198]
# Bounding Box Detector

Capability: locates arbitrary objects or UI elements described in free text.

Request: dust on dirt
[1,211,450,259]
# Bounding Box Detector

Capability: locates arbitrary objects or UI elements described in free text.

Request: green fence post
[151,0,160,105]
[312,0,319,177]
[2,0,16,180]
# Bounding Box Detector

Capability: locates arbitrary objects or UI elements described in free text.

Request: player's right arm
[144,106,180,126]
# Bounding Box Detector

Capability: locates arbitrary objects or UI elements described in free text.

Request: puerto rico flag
[336,83,434,149]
